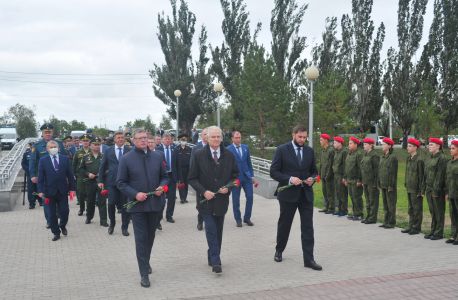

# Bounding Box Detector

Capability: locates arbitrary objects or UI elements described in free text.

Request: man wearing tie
[156,126,165,137]
[155,134,164,152]
[270,125,322,271]
[37,141,76,241]
[190,128,207,230]
[98,131,131,236]
[68,136,81,156]
[227,132,255,227]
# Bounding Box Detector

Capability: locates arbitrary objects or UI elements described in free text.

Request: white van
[70,130,86,138]
[0,127,18,149]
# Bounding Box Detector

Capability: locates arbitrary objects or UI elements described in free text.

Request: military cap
[349,137,360,145]
[334,137,344,144]
[362,138,375,144]
[451,140,458,147]
[91,137,102,144]
[102,138,107,143]
[40,123,53,131]
[86,129,93,133]
[125,132,132,137]
[320,134,330,141]
[178,133,188,141]
[63,135,73,142]
[124,140,132,146]
[407,138,420,147]
[80,134,91,141]
[108,130,114,134]
[28,141,34,146]
[382,137,394,146]
[429,138,443,145]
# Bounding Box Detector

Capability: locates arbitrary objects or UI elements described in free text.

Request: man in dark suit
[37,140,77,241]
[117,129,169,288]
[155,134,164,152]
[147,135,167,230]
[68,136,81,156]
[159,133,182,224]
[98,131,131,236]
[156,126,165,137]
[227,131,255,227]
[191,128,199,144]
[270,125,322,271]
[190,127,207,230]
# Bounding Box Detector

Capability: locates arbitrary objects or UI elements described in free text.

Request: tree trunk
[260,125,264,159]
[402,132,408,149]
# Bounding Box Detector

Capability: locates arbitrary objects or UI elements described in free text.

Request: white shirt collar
[210,146,221,159]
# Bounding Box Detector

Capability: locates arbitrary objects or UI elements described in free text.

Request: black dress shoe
[409,231,419,235]
[100,223,109,227]
[184,200,188,203]
[347,216,354,220]
[430,235,443,240]
[117,209,122,214]
[304,260,322,271]
[274,251,282,262]
[236,222,242,227]
[445,239,455,244]
[353,216,362,221]
[325,210,333,214]
[166,217,175,223]
[140,275,150,288]
[39,202,43,206]
[148,267,152,274]
[157,223,162,231]
[361,219,366,223]
[424,233,432,239]
[365,221,375,224]
[379,224,386,228]
[384,226,394,229]
[453,240,458,245]
[318,209,327,213]
[244,220,254,226]
[212,265,222,273]
[78,211,83,216]
[180,200,185,204]
[197,223,203,231]
[401,229,411,233]
[46,224,50,229]
[85,219,91,224]
[52,234,60,241]
[208,261,213,266]
[61,227,67,236]
[29,205,35,209]
[108,226,114,235]
[122,230,129,236]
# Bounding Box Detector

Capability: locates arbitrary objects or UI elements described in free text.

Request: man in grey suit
[117,129,169,288]
[190,127,207,230]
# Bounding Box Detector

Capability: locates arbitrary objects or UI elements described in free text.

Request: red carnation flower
[163,185,169,193]
[316,175,320,183]
[101,190,108,195]
[45,198,50,205]
[163,161,166,167]
[235,179,240,188]
[254,183,258,188]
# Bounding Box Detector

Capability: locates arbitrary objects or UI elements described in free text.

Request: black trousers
[48,191,69,236]
[179,167,189,201]
[276,188,315,262]
[107,185,130,230]
[131,211,159,276]
[159,179,177,221]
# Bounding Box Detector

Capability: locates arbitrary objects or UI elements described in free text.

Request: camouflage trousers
[334,173,348,214]
[322,176,336,212]
[426,190,446,237]
[381,188,397,228]
[450,198,458,239]
[348,182,364,217]
[407,193,423,233]
[363,184,379,223]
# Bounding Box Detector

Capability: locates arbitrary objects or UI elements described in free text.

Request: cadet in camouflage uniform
[423,138,448,240]
[360,138,380,224]
[445,140,458,245]
[78,137,108,226]
[402,139,424,235]
[318,134,335,214]
[344,137,364,221]
[332,137,348,217]
[73,134,92,216]
[377,138,398,229]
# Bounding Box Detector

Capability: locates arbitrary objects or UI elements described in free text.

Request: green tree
[4,103,38,139]
[311,17,342,78]
[150,0,216,136]
[383,0,428,149]
[415,84,444,148]
[159,114,173,130]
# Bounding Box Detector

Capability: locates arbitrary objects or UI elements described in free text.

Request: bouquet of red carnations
[276,176,320,192]
[124,186,169,210]
[200,179,240,204]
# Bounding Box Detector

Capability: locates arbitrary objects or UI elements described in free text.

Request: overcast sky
[0,0,434,131]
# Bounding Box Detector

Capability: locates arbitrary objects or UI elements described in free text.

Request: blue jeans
[202,214,225,266]
[231,178,254,223]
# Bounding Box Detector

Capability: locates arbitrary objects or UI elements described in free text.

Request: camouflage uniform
[319,145,335,212]
[405,153,425,233]
[445,158,458,239]
[377,153,398,228]
[361,150,380,223]
[73,147,91,213]
[344,150,364,217]
[423,152,448,237]
[333,148,348,214]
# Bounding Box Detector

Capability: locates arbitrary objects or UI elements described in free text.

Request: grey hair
[46,140,59,148]
[163,132,171,139]
[132,128,146,139]
[206,126,222,138]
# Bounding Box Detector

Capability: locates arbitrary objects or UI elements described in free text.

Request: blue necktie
[118,148,122,162]
[236,146,242,158]
[166,147,171,171]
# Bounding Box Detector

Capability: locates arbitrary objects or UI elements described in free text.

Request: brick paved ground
[1,191,457,300]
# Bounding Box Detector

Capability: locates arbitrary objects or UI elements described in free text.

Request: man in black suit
[190,128,207,230]
[156,126,165,137]
[98,131,131,236]
[117,129,169,288]
[155,134,164,152]
[270,125,322,271]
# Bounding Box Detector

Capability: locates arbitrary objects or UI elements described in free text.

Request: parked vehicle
[399,135,415,145]
[377,136,385,145]
[70,130,86,137]
[0,127,18,149]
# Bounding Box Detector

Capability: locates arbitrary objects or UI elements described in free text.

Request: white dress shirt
[115,145,125,160]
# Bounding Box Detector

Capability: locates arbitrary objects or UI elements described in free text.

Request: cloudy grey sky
[0,0,434,131]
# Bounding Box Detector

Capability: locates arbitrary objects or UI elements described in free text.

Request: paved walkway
[1,191,457,300]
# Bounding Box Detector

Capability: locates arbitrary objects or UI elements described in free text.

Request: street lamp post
[305,66,319,148]
[214,83,223,128]
[174,90,181,138]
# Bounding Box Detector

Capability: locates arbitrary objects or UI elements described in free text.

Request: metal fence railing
[0,138,33,190]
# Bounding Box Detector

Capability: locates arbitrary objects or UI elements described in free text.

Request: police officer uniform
[72,134,92,216]
[177,134,192,203]
[21,141,40,208]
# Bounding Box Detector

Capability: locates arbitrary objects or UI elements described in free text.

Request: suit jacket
[270,142,318,203]
[98,145,132,187]
[156,144,164,152]
[163,145,183,183]
[190,141,204,167]
[37,154,77,196]
[227,143,254,181]
[117,147,169,212]
[100,144,109,154]
[192,131,199,144]
[156,129,165,136]
[68,145,81,156]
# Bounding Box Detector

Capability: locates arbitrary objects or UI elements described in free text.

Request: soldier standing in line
[445,140,458,245]
[377,138,398,229]
[78,137,108,226]
[177,134,192,204]
[423,138,448,240]
[401,139,424,235]
[332,137,348,217]
[73,134,92,216]
[360,138,380,225]
[318,134,335,214]
[22,141,41,209]
[344,137,364,221]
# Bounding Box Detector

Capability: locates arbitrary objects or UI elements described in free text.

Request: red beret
[407,138,420,147]
[349,137,360,145]
[334,137,344,144]
[320,134,331,141]
[382,137,394,146]
[429,138,443,145]
[452,140,458,147]
[362,138,375,144]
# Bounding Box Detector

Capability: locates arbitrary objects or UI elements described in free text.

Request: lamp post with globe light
[214,83,224,128]
[305,66,319,148]
[174,90,181,138]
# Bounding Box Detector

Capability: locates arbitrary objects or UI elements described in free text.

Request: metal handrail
[0,138,33,190]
